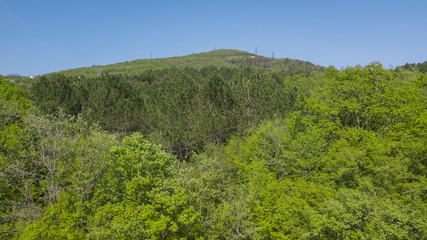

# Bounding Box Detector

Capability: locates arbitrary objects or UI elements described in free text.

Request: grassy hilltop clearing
[54,49,323,77]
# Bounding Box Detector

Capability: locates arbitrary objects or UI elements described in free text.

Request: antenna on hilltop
[150,52,152,59]
[255,47,257,55]
[272,51,275,59]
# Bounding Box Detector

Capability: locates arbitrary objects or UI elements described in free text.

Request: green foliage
[2,63,426,239]
[187,64,426,238]
[174,146,239,237]
[396,60,427,73]
[0,76,35,238]
[31,67,306,160]
[87,133,200,239]
[20,193,85,240]
[0,76,33,127]
[306,64,417,131]
[31,74,87,116]
[312,189,426,239]
[0,110,116,238]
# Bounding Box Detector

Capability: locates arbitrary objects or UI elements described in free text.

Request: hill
[54,49,323,77]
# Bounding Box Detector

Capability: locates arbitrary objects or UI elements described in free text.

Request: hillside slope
[55,49,323,77]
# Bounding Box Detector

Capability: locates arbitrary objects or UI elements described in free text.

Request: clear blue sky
[1,0,426,76]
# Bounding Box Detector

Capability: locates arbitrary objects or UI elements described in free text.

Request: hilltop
[54,49,323,77]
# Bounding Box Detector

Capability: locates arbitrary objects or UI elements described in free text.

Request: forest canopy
[0,61,426,239]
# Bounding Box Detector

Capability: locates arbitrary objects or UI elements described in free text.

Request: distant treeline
[396,60,427,73]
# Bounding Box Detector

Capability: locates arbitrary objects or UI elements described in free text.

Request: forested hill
[1,63,426,239]
[54,49,323,77]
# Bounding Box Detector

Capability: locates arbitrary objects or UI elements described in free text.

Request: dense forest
[1,55,426,238]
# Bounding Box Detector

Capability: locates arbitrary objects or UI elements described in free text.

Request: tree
[0,76,36,238]
[87,133,200,239]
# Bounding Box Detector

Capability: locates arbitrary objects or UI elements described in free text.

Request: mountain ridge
[53,49,324,77]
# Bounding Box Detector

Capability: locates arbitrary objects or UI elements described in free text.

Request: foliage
[31,67,305,159]
[87,133,200,239]
[0,76,35,238]
[1,62,426,238]
[396,60,427,73]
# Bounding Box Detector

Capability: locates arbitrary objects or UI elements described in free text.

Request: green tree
[0,77,35,238]
[87,133,200,239]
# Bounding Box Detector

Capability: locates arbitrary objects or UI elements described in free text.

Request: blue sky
[1,0,426,76]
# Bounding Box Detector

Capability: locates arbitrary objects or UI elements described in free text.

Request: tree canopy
[0,62,426,239]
